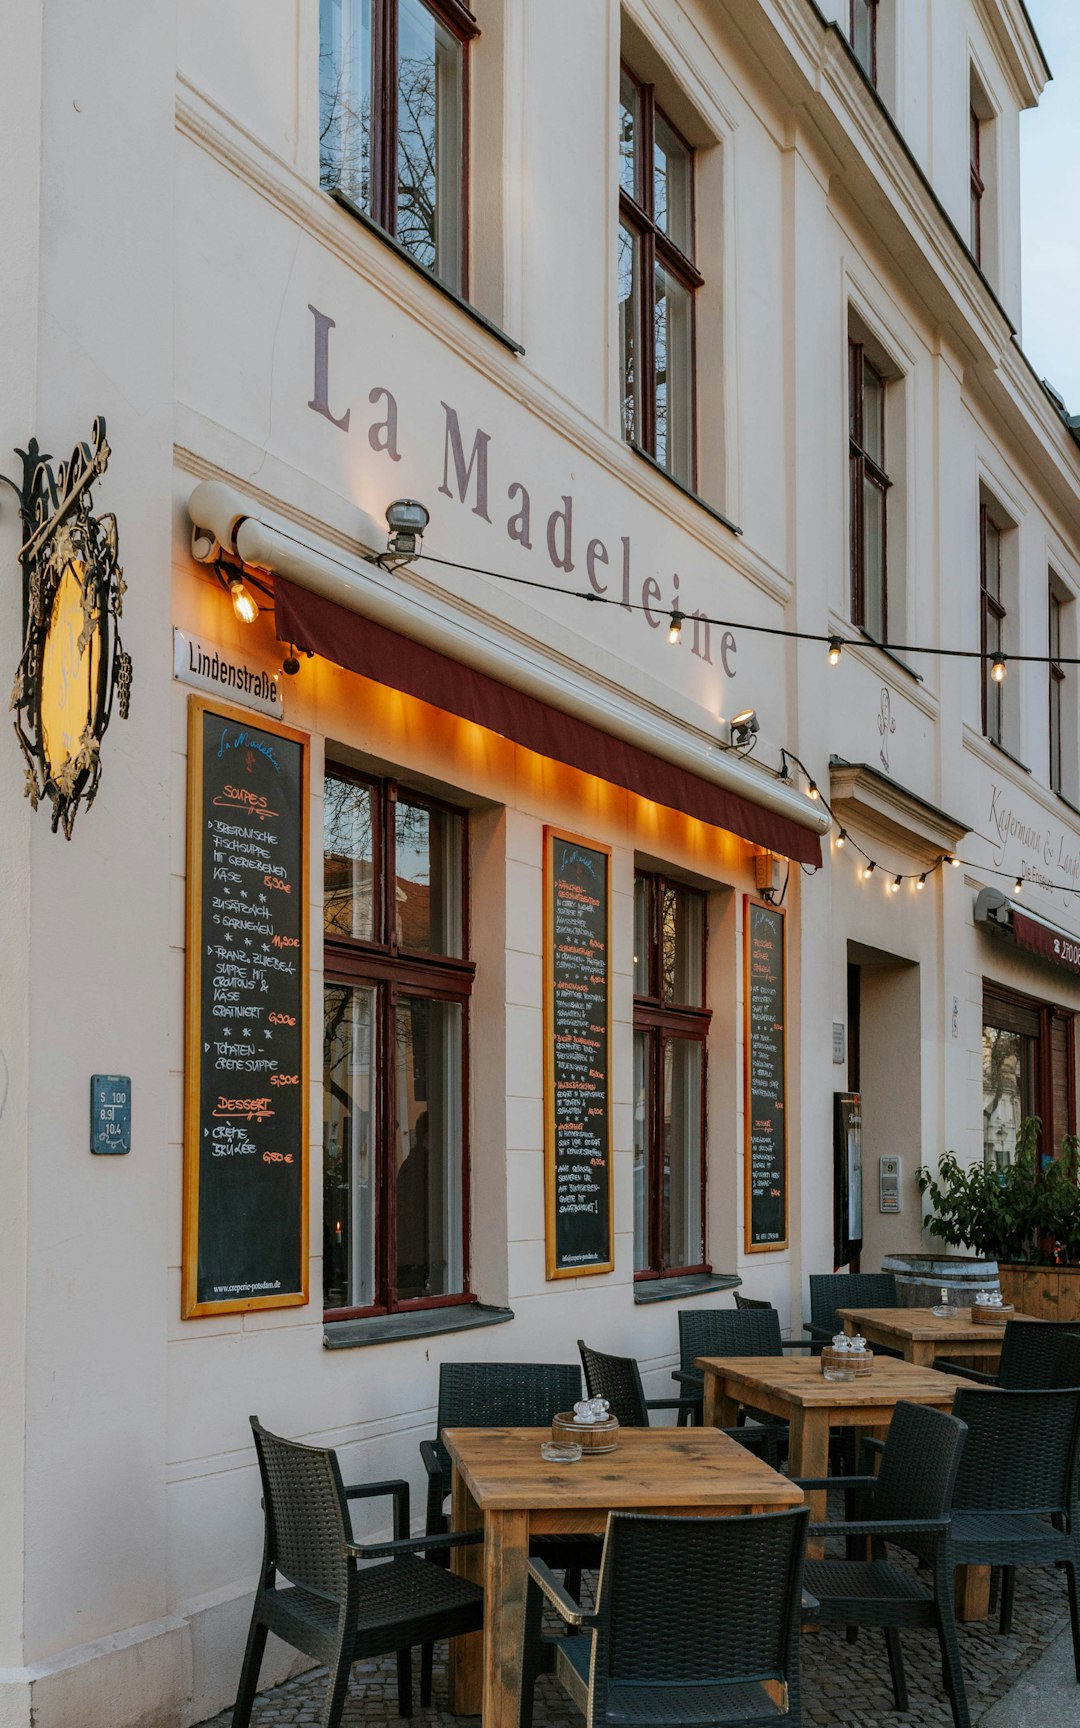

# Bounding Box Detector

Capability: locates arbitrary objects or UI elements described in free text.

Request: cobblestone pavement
[196,1559,1069,1728]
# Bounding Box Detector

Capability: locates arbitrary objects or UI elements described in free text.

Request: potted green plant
[916,1119,1080,1318]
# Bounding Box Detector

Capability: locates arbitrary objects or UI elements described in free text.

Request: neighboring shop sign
[543,827,613,1278]
[744,896,788,1252]
[1013,909,1080,976]
[182,696,309,1318]
[173,629,283,719]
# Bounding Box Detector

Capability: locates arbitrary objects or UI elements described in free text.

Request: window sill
[327,188,525,356]
[987,738,1031,775]
[626,442,742,539]
[633,1272,741,1306]
[323,1302,514,1350]
[856,629,925,685]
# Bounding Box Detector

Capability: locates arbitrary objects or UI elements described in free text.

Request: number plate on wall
[91,1074,131,1155]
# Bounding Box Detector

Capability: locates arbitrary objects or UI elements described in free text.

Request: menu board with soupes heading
[543,828,614,1278]
[182,696,309,1317]
[744,896,789,1253]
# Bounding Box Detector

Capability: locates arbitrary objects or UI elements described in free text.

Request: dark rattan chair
[950,1385,1080,1676]
[1052,1333,1080,1388]
[734,1292,773,1311]
[232,1417,483,1727]
[806,1272,898,1351]
[674,1307,808,1461]
[577,1338,783,1462]
[520,1506,810,1728]
[797,1401,971,1728]
[938,1318,1080,1387]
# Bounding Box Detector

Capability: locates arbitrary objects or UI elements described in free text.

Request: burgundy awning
[1013,909,1080,976]
[274,576,822,866]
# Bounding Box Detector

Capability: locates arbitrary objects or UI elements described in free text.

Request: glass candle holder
[541,1439,582,1463]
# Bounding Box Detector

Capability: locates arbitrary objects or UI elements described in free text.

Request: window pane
[323,983,377,1310]
[395,996,463,1299]
[633,875,650,996]
[662,882,704,1007]
[395,798,463,956]
[324,774,376,940]
[862,362,885,468]
[618,222,640,444]
[633,1029,650,1271]
[654,112,692,255]
[984,520,1001,601]
[320,0,373,210]
[861,476,886,639]
[662,1037,703,1268]
[982,1023,1035,1167]
[654,263,693,482]
[396,0,463,289]
[619,71,637,201]
[850,0,875,77]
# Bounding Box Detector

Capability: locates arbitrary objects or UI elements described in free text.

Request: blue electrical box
[90,1075,131,1155]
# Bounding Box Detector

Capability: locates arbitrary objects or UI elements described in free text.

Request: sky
[1020,1,1080,411]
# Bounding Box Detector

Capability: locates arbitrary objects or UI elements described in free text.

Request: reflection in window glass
[395,798,463,956]
[653,112,691,252]
[633,1029,649,1272]
[653,264,693,480]
[323,983,377,1310]
[396,0,463,288]
[320,0,373,212]
[982,1023,1036,1167]
[395,996,463,1299]
[618,223,639,444]
[663,1038,702,1269]
[633,875,649,996]
[324,774,376,940]
[619,71,637,200]
[662,882,704,1007]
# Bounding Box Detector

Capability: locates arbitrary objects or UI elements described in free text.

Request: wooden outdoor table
[443,1423,803,1728]
[837,1305,1040,1368]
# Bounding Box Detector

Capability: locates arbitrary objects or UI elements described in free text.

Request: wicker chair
[797,1401,971,1728]
[950,1385,1080,1675]
[419,1360,599,1699]
[805,1272,898,1351]
[734,1292,774,1311]
[1052,1333,1080,1388]
[673,1307,806,1464]
[577,1338,782,1462]
[938,1318,1080,1387]
[520,1506,810,1728]
[232,1417,483,1728]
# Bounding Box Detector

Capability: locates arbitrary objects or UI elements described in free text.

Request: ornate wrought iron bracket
[4,417,131,838]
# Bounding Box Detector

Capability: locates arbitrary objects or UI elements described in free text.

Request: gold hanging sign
[5,417,131,838]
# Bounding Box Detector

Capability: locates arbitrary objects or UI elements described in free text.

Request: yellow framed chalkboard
[182,696,310,1317]
[543,827,614,1279]
[743,895,788,1253]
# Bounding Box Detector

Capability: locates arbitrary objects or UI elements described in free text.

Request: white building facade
[2,2,1079,1724]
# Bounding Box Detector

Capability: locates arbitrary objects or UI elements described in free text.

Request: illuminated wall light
[667,609,684,645]
[863,860,876,879]
[229,573,259,625]
[991,653,1008,684]
[891,874,902,893]
[917,872,927,890]
[1014,876,1023,894]
[828,636,843,666]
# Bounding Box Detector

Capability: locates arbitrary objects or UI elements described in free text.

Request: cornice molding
[829,758,970,861]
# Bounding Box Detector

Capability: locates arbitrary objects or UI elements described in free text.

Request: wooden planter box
[998,1263,1080,1320]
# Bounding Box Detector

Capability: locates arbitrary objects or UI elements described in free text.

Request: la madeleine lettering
[307,304,736,675]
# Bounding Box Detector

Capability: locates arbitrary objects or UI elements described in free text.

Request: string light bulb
[863,860,876,879]
[828,636,843,666]
[891,874,902,893]
[807,780,820,800]
[229,573,258,626]
[917,872,927,889]
[1014,876,1023,894]
[835,829,847,849]
[991,653,1007,684]
[667,609,684,645]
[947,854,961,868]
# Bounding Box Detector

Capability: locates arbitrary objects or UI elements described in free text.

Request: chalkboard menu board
[182,696,309,1317]
[744,897,788,1252]
[543,828,613,1278]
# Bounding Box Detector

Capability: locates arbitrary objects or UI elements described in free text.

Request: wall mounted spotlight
[382,498,430,571]
[828,636,843,666]
[728,708,760,748]
[991,653,1007,683]
[668,609,684,645]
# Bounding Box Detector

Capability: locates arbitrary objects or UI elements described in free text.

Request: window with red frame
[849,340,890,639]
[980,505,1005,744]
[633,873,710,1278]
[983,984,1075,1171]
[319,0,478,293]
[322,768,473,1318]
[618,67,702,487]
[970,105,984,266]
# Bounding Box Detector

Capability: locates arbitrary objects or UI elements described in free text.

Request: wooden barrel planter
[881,1253,1000,1309]
[998,1264,1080,1320]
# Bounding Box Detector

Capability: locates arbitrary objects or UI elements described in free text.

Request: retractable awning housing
[975,887,1080,978]
[188,481,829,866]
